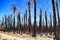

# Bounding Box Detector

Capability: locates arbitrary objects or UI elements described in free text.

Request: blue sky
[0,0,60,25]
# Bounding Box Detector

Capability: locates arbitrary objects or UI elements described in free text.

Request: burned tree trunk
[49,13,52,35]
[32,0,36,37]
[52,0,57,39]
[39,8,42,34]
[24,14,25,33]
[4,15,7,30]
[56,0,60,39]
[17,10,21,34]
[22,17,24,33]
[25,10,27,33]
[13,14,15,34]
[56,0,59,22]
[45,10,48,33]
[28,1,31,34]
[10,15,12,31]
[42,18,44,33]
[56,0,59,35]
[12,5,16,34]
[1,17,4,31]
[7,16,11,31]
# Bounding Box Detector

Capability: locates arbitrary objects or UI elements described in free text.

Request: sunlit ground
[0,31,53,40]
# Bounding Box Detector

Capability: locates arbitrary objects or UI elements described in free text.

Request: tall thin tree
[17,10,21,34]
[50,13,52,35]
[39,8,42,34]
[4,15,7,30]
[52,0,57,39]
[25,10,27,33]
[45,10,48,33]
[56,0,59,35]
[11,4,16,34]
[32,0,36,37]
[28,1,31,34]
[24,14,25,33]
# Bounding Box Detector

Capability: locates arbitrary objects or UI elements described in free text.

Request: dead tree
[24,14,25,33]
[32,0,36,37]
[49,13,52,35]
[2,17,5,31]
[45,10,48,33]
[56,0,59,35]
[23,11,27,33]
[1,17,4,28]
[39,8,42,34]
[10,15,12,31]
[17,10,21,34]
[28,1,31,34]
[56,0,59,22]
[21,17,24,32]
[11,4,16,34]
[4,15,7,30]
[42,18,44,33]
[13,15,15,34]
[52,0,57,39]
[7,16,10,30]
[25,10,27,33]
[7,15,12,31]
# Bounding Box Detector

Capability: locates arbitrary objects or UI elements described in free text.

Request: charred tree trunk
[28,1,31,34]
[52,0,57,39]
[17,10,21,34]
[1,17,4,31]
[13,14,15,34]
[25,10,27,33]
[24,14,25,33]
[9,15,12,31]
[39,8,42,34]
[4,15,7,30]
[22,17,23,33]
[56,0,59,23]
[56,0,60,39]
[42,18,44,33]
[56,0,59,35]
[32,0,36,37]
[8,16,11,31]
[45,10,48,33]
[13,5,16,34]
[50,13,52,35]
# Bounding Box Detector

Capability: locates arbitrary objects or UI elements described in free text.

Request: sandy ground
[0,31,53,40]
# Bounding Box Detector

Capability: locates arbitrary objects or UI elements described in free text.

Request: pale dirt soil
[0,31,53,40]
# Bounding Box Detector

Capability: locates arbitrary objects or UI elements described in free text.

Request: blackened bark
[39,8,42,33]
[17,10,21,34]
[25,10,27,33]
[45,10,48,33]
[52,0,57,39]
[32,0,36,37]
[50,13,52,35]
[28,1,31,34]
